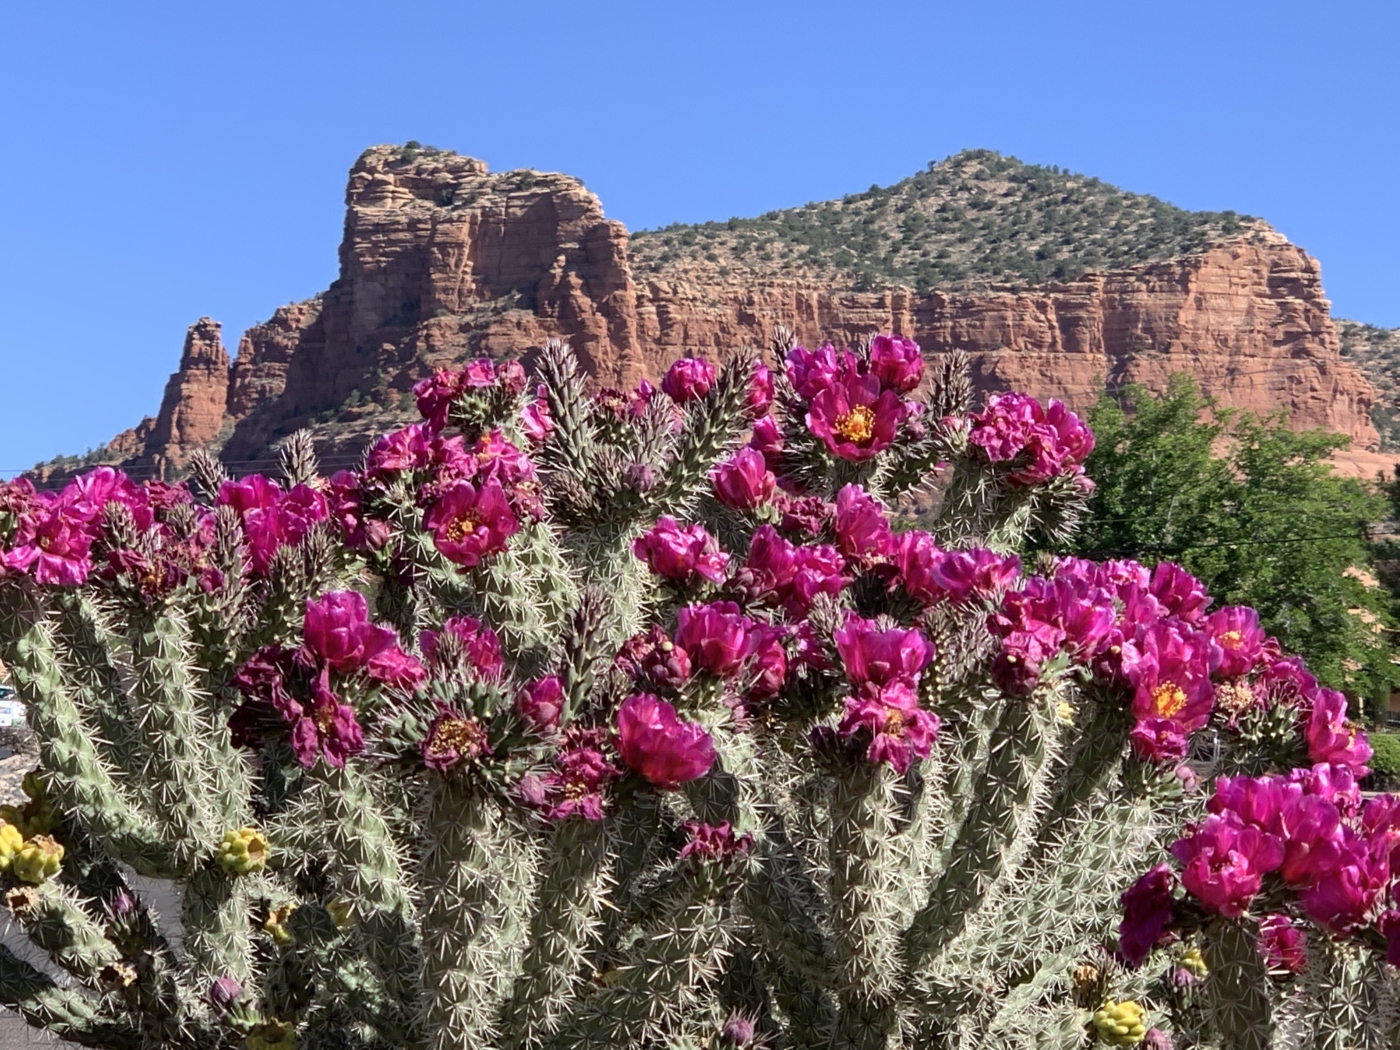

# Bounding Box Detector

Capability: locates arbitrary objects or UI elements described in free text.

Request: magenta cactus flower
[303,591,400,674]
[746,363,774,419]
[967,392,1093,485]
[1169,813,1284,918]
[518,726,619,821]
[1148,562,1210,624]
[806,373,905,461]
[615,693,715,789]
[712,449,776,510]
[785,343,847,400]
[1305,689,1373,775]
[1117,864,1178,968]
[520,384,553,443]
[420,615,504,679]
[931,547,1021,603]
[749,414,784,474]
[414,369,467,431]
[893,530,946,603]
[678,821,754,864]
[633,516,729,585]
[834,615,932,691]
[833,484,893,562]
[837,681,939,774]
[1204,605,1266,679]
[675,601,755,677]
[289,669,366,769]
[424,479,521,568]
[661,356,717,404]
[1257,913,1307,973]
[1298,838,1389,933]
[421,707,491,773]
[366,423,436,476]
[868,333,923,393]
[6,496,97,587]
[516,676,565,734]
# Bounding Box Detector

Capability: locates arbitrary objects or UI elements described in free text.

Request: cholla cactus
[0,333,1393,1050]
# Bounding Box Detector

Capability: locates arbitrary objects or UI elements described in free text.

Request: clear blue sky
[1,0,1396,472]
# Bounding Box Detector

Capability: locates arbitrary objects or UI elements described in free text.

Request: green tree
[1060,374,1399,708]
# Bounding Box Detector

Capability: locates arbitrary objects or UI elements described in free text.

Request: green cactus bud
[325,897,353,928]
[1092,1001,1149,1046]
[12,836,63,885]
[218,827,270,876]
[246,1019,296,1050]
[264,904,296,946]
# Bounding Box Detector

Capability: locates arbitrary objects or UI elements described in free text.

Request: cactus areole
[0,332,1395,1050]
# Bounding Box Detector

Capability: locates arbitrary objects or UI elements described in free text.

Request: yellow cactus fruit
[246,1019,296,1050]
[326,897,353,928]
[1056,700,1076,725]
[0,783,59,838]
[13,835,64,885]
[264,904,296,945]
[218,827,270,876]
[1179,946,1208,978]
[0,823,23,873]
[1092,1000,1149,1046]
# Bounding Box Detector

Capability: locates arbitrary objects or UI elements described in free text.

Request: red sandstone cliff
[96,146,1381,476]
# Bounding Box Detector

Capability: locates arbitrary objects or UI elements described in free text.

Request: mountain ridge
[30,145,1387,482]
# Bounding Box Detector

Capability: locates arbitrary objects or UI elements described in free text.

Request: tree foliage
[1059,374,1399,706]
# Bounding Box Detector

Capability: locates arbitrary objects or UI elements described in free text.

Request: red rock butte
[93,145,1380,478]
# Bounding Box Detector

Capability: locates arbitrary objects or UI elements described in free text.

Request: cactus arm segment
[0,596,177,878]
[6,881,123,985]
[498,818,610,1049]
[1204,919,1274,1050]
[0,945,141,1050]
[181,866,260,993]
[655,353,755,513]
[418,780,537,1050]
[904,694,1053,970]
[316,762,423,1048]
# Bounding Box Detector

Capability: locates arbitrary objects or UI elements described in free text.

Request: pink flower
[834,615,932,691]
[420,615,504,679]
[216,476,328,577]
[414,369,467,431]
[675,602,755,677]
[967,392,1094,485]
[744,625,788,699]
[1298,836,1388,933]
[749,415,784,474]
[1126,621,1217,756]
[615,626,694,690]
[517,676,565,734]
[615,693,715,789]
[1257,913,1307,973]
[8,496,96,587]
[678,821,754,864]
[290,668,365,769]
[787,545,848,613]
[304,591,401,674]
[806,373,905,461]
[786,343,848,400]
[837,681,939,774]
[518,726,618,821]
[712,449,776,510]
[1118,864,1178,968]
[1381,910,1400,967]
[633,516,729,585]
[932,547,1022,603]
[661,357,717,404]
[1204,606,1266,679]
[746,364,774,419]
[1148,563,1210,624]
[1305,689,1372,776]
[367,424,435,476]
[521,385,553,443]
[834,485,894,562]
[868,334,923,393]
[894,530,946,603]
[1128,718,1191,763]
[1169,813,1284,918]
[421,706,491,773]
[424,480,520,568]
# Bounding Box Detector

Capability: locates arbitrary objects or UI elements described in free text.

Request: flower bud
[209,976,242,1010]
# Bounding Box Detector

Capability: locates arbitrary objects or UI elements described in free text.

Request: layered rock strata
[86,146,1382,476]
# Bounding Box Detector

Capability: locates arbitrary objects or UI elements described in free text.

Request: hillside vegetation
[630,148,1259,292]
[1338,320,1400,452]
